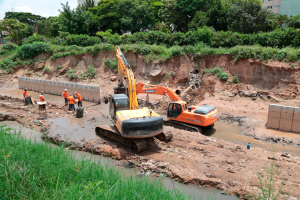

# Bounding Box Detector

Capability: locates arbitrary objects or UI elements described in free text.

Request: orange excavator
[136,82,217,133]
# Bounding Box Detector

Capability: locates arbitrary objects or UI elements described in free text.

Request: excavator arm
[115,46,139,110]
[136,82,182,102]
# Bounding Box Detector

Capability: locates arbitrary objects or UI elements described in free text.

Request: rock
[250,91,257,97]
[267,95,280,102]
[110,76,118,82]
[226,91,237,97]
[157,162,169,169]
[288,197,298,200]
[247,85,254,90]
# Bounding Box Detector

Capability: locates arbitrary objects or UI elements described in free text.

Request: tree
[188,11,209,31]
[4,12,44,26]
[206,0,230,31]
[59,2,92,35]
[82,0,95,11]
[36,17,60,37]
[158,0,187,32]
[118,0,156,33]
[0,19,27,42]
[286,14,300,28]
[277,14,288,27]
[227,0,277,33]
[176,0,208,17]
[89,0,121,34]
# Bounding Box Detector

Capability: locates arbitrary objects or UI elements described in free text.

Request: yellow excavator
[95,46,172,153]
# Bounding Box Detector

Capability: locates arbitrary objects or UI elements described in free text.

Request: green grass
[66,69,78,80]
[42,67,52,73]
[2,42,300,74]
[80,65,96,79]
[0,125,187,199]
[104,58,118,73]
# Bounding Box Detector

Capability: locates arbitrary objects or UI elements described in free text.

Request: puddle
[0,121,239,200]
[203,121,300,157]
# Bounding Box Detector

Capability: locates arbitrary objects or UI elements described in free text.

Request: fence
[17,76,100,103]
[267,104,300,133]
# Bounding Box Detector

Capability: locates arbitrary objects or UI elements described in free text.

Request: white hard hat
[65,89,67,91]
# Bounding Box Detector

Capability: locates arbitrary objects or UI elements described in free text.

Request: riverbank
[0,125,188,199]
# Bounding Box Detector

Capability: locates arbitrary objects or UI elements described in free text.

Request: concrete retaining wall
[267,104,300,133]
[17,76,100,103]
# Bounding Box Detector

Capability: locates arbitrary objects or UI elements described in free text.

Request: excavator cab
[109,94,129,122]
[168,103,183,119]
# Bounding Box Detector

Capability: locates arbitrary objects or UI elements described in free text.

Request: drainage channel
[1,121,239,200]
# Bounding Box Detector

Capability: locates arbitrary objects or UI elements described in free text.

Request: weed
[246,153,289,200]
[289,63,296,69]
[203,67,228,80]
[42,67,52,73]
[56,65,63,69]
[104,58,118,73]
[66,70,78,80]
[80,66,96,79]
[220,72,228,80]
[232,75,239,83]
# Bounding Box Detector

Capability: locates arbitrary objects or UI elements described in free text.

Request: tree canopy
[0,19,27,42]
[4,12,44,26]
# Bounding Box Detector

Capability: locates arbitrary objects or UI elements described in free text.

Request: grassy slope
[0,126,187,199]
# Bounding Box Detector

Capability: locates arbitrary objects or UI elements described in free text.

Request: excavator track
[164,120,204,134]
[95,125,173,153]
[95,125,148,153]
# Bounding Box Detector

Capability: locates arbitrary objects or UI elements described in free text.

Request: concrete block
[57,82,64,96]
[27,78,34,91]
[18,76,24,89]
[292,107,300,133]
[267,104,281,129]
[279,106,294,132]
[36,80,44,92]
[44,80,50,94]
[81,84,90,101]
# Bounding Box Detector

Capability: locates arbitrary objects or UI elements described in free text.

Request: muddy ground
[1,93,300,199]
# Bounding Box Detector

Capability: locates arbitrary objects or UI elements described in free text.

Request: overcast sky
[0,0,77,19]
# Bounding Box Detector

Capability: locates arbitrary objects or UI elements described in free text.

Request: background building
[262,0,281,15]
[262,0,300,16]
[78,0,101,7]
[280,0,300,16]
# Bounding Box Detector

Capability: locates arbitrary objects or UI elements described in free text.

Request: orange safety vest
[39,95,44,102]
[76,93,82,101]
[62,91,68,98]
[23,91,28,98]
[68,96,74,104]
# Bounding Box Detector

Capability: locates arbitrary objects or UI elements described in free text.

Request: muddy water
[203,121,300,157]
[0,121,239,200]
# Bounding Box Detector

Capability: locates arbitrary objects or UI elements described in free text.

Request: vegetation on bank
[0,126,187,199]
[1,41,300,73]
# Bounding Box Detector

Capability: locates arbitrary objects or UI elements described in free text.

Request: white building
[78,0,101,7]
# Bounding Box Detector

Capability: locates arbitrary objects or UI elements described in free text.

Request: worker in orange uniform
[23,88,28,105]
[62,89,68,103]
[68,93,75,111]
[39,91,45,102]
[74,92,82,107]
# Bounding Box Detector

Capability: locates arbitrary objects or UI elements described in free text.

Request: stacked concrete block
[279,106,295,132]
[17,76,100,103]
[267,104,282,129]
[292,108,300,133]
[18,77,25,89]
[44,80,51,94]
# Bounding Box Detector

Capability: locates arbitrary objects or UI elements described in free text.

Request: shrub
[64,34,102,47]
[23,35,45,44]
[80,65,96,79]
[66,70,78,80]
[57,65,63,69]
[220,72,229,80]
[104,58,118,72]
[232,75,239,83]
[42,67,52,73]
[290,63,297,69]
[2,42,18,51]
[17,42,50,59]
